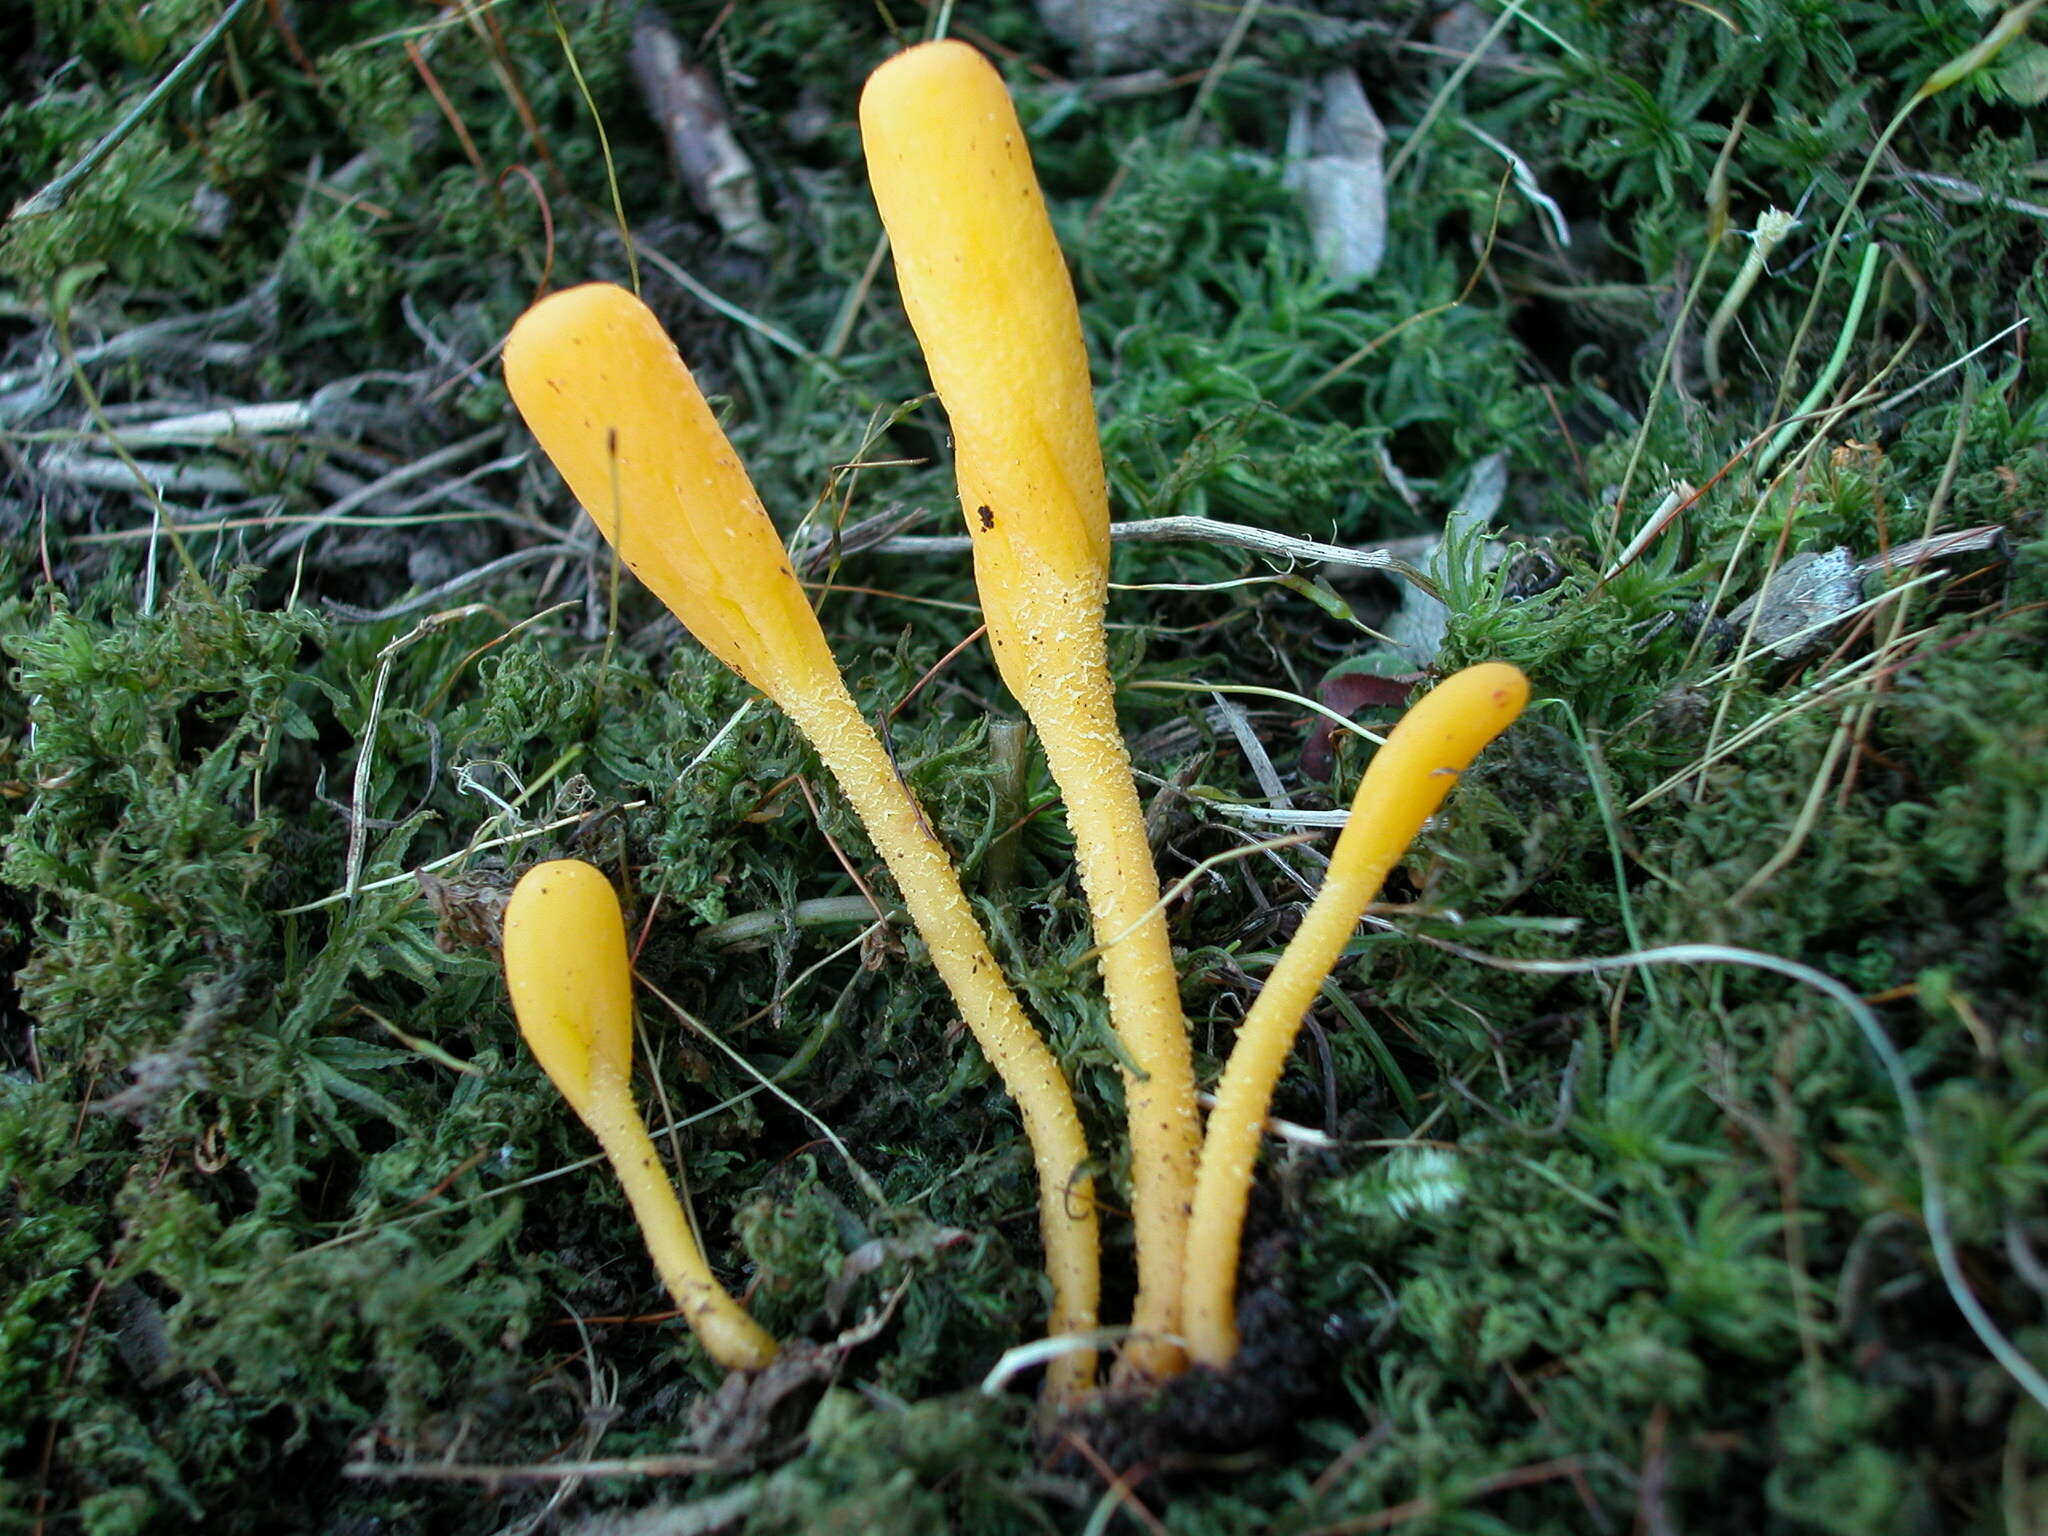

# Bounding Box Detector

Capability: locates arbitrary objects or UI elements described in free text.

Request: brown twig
[889,624,988,721]
[1303,1456,1589,1535]
[1061,1431,1169,1536]
[793,775,890,929]
[406,39,490,181]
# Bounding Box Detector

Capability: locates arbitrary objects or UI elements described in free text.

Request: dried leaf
[1726,547,1859,661]
[1284,71,1387,286]
[1300,668,1422,780]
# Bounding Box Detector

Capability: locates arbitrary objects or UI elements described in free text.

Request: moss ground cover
[2,1,2046,1531]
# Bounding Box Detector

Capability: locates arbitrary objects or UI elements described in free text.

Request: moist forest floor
[4,2,2048,1533]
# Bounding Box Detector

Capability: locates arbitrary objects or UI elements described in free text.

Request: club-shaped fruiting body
[503,285,1102,1399]
[497,283,836,699]
[1181,663,1529,1366]
[502,859,778,1371]
[861,38,1199,1381]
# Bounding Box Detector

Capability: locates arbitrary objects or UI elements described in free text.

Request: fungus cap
[502,857,636,1123]
[860,40,1111,599]
[502,282,839,699]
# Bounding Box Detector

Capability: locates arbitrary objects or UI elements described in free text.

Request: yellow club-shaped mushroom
[861,39,1199,1382]
[502,285,1101,1401]
[1182,663,1529,1366]
[502,858,778,1372]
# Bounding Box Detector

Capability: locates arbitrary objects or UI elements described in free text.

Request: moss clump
[5,0,2048,1530]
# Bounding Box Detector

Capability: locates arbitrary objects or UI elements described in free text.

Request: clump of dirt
[1057,1230,1357,1481]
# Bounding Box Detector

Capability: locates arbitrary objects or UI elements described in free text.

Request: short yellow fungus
[502,858,778,1372]
[503,286,1101,1400]
[861,38,1199,1381]
[1181,662,1529,1366]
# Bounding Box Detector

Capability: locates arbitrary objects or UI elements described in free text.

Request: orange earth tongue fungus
[502,283,1101,1401]
[1181,663,1529,1367]
[861,38,1199,1383]
[502,859,778,1371]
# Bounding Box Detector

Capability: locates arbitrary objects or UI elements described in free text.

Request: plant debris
[628,13,772,255]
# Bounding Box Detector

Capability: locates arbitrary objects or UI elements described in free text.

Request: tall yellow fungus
[861,38,1199,1382]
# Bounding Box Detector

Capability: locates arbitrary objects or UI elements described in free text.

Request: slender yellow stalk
[778,677,1101,1377]
[861,38,1198,1381]
[504,284,1100,1399]
[503,859,778,1370]
[1182,664,1529,1366]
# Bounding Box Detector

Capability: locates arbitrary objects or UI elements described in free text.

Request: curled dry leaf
[1284,70,1387,286]
[1714,526,2013,668]
[1725,547,1860,662]
[417,867,514,951]
[686,1284,914,1463]
[1299,668,1423,781]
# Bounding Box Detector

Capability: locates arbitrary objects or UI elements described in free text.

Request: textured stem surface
[862,38,1197,1379]
[993,581,1197,1380]
[588,1085,780,1371]
[784,680,1102,1401]
[1183,664,1529,1365]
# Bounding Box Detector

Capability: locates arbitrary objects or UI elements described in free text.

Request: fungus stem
[1181,664,1528,1366]
[996,582,1198,1382]
[777,676,1104,1376]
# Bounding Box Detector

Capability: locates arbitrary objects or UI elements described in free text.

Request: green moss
[5,0,2048,1530]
